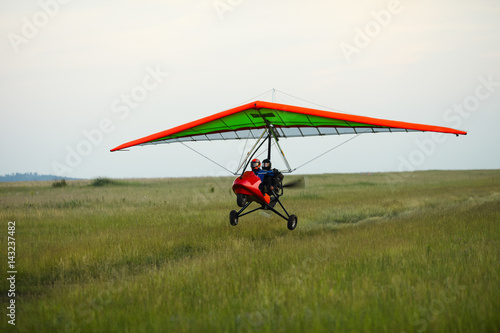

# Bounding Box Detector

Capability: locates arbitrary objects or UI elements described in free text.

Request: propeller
[282,177,306,189]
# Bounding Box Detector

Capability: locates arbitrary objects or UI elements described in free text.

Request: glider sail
[111,101,466,152]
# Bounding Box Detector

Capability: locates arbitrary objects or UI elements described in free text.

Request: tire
[287,214,297,231]
[229,210,239,226]
[236,194,247,207]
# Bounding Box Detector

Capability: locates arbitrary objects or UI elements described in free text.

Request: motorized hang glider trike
[111,91,466,230]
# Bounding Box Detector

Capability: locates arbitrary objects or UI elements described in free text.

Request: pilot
[251,158,262,174]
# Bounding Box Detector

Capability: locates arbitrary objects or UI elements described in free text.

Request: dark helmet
[251,158,261,171]
[262,159,271,170]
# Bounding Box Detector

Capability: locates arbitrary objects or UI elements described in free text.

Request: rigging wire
[237,135,250,170]
[227,89,274,109]
[255,140,275,159]
[292,134,362,172]
[177,141,236,175]
[234,129,268,174]
[275,89,355,115]
[252,139,289,172]
[273,140,289,171]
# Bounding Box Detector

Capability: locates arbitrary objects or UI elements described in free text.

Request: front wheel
[287,214,297,231]
[229,210,239,226]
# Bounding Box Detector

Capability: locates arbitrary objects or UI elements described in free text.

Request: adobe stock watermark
[397,74,498,173]
[212,0,245,21]
[7,0,71,53]
[51,65,169,175]
[339,0,403,64]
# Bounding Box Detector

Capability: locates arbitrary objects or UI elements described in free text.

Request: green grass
[0,170,499,332]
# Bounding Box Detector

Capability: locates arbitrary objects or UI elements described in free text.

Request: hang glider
[110,101,466,152]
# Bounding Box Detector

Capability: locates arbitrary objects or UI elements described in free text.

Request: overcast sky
[1,0,499,179]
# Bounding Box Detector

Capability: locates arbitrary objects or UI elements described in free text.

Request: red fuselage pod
[232,171,271,205]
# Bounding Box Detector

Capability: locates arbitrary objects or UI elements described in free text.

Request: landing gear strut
[229,195,297,231]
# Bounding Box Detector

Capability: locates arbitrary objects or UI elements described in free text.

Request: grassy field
[1,170,499,332]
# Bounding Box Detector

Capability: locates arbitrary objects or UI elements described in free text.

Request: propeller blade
[282,177,306,189]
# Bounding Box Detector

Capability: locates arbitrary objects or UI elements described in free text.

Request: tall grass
[0,170,499,332]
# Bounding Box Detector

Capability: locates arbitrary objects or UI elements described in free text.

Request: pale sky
[1,0,499,179]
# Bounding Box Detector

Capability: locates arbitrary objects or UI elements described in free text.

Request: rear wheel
[287,214,297,231]
[229,210,239,226]
[236,194,247,207]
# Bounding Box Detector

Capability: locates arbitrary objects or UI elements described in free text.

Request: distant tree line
[0,172,81,182]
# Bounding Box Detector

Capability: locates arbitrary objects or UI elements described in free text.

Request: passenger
[261,159,283,195]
